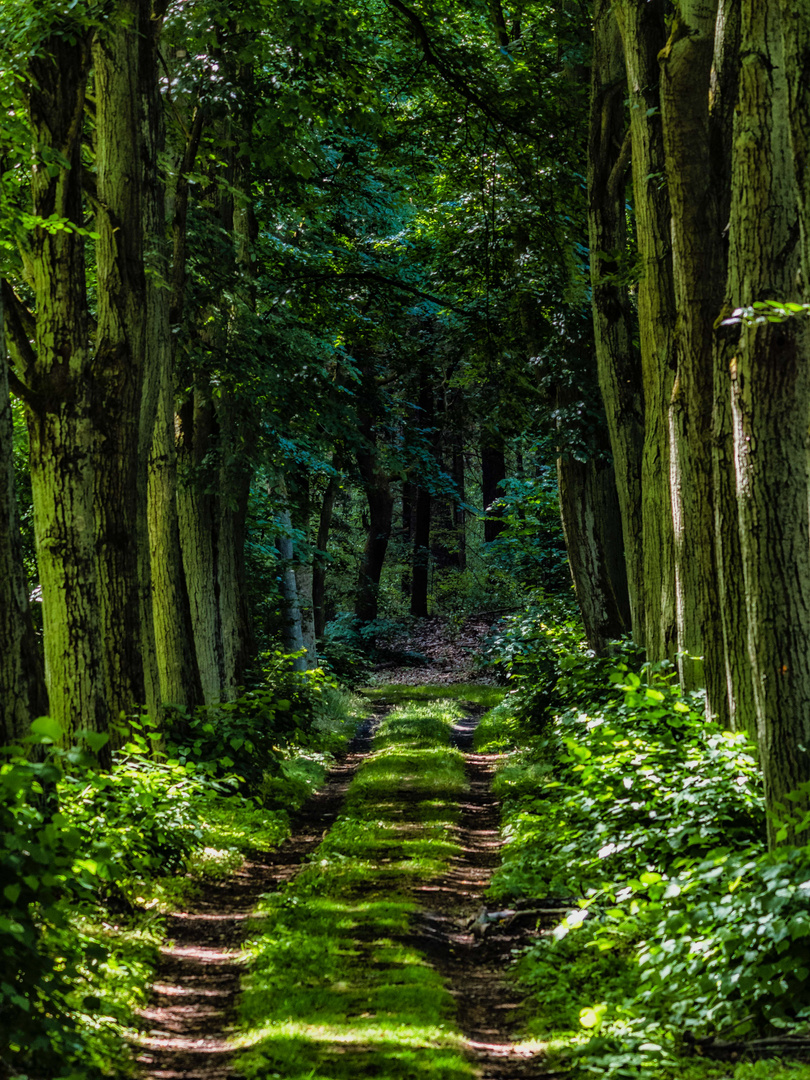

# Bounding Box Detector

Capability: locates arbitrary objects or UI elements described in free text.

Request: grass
[235,695,477,1080]
[362,683,505,709]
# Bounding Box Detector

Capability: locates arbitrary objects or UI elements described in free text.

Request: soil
[372,614,505,684]
[134,699,557,1080]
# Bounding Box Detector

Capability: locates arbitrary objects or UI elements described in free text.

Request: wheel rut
[134,715,380,1080]
[409,709,558,1080]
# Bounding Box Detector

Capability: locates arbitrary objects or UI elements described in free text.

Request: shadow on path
[134,715,380,1080]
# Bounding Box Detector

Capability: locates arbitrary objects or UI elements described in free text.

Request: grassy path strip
[233,685,556,1080]
[234,695,476,1080]
[408,708,554,1080]
[135,715,379,1080]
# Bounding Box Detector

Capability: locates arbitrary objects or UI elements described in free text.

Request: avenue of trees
[2,0,810,848]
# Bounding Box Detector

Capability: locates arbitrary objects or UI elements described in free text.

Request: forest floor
[133,682,557,1080]
[372,614,503,684]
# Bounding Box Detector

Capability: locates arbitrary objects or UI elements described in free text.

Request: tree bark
[314,465,340,640]
[277,505,305,671]
[727,0,810,845]
[451,436,467,571]
[216,398,254,697]
[710,0,754,735]
[411,482,431,618]
[588,0,645,643]
[0,287,48,745]
[24,33,110,753]
[355,443,395,624]
[614,0,678,665]
[92,1,159,722]
[658,0,726,719]
[481,428,506,542]
[558,452,628,652]
[177,393,225,704]
[144,0,203,713]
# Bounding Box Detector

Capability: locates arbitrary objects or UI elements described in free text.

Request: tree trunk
[149,374,203,709]
[614,0,678,665]
[24,34,110,754]
[288,468,317,669]
[400,479,416,598]
[143,1,203,713]
[0,288,48,745]
[411,482,431,618]
[92,1,159,722]
[558,452,628,652]
[451,437,467,571]
[481,429,506,542]
[710,0,754,734]
[277,506,305,671]
[296,565,317,668]
[588,0,645,643]
[728,0,810,845]
[355,451,394,624]
[658,0,726,719]
[314,466,340,640]
[177,393,225,704]
[216,399,254,698]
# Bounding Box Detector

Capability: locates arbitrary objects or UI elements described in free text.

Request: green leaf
[3,884,21,905]
[83,730,110,753]
[30,716,63,743]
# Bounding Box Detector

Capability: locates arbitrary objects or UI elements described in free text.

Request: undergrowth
[477,603,810,1079]
[0,661,362,1080]
[235,694,475,1080]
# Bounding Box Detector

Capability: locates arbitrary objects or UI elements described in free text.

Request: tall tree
[726,0,810,844]
[588,0,644,641]
[20,24,110,749]
[0,287,48,744]
[613,0,678,666]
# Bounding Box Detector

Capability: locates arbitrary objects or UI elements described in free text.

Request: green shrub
[480,623,810,1073]
[0,665,362,1079]
[165,651,351,794]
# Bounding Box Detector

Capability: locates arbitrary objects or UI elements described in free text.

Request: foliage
[0,669,361,1079]
[317,613,379,684]
[0,721,212,1079]
[478,617,810,1075]
[486,468,570,593]
[477,599,589,734]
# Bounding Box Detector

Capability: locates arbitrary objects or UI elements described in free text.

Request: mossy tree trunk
[728,0,810,845]
[588,0,645,643]
[23,32,110,753]
[658,0,726,721]
[614,0,678,665]
[710,0,754,735]
[0,288,48,745]
[146,1,204,712]
[92,0,159,723]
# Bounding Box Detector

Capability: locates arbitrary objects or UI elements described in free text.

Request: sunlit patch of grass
[472,694,522,751]
[235,695,476,1080]
[363,683,505,710]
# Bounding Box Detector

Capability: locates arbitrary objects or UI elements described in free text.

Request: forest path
[134,714,381,1079]
[409,707,555,1080]
[135,691,554,1080]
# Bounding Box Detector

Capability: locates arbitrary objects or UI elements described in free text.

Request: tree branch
[385,0,507,126]
[2,282,41,410]
[607,126,632,201]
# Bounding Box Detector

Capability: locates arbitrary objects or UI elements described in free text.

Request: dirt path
[134,716,379,1080]
[410,710,556,1080]
[136,699,555,1080]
